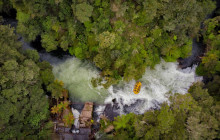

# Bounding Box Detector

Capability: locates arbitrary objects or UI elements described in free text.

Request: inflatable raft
[133,81,142,94]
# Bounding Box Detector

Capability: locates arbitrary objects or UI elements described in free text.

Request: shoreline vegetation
[0,0,220,139]
[1,0,216,87]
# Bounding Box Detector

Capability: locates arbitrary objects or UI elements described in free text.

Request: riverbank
[2,16,203,115]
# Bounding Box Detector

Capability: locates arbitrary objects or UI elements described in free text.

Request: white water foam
[94,105,106,122]
[104,60,202,114]
[19,32,202,115]
[52,58,202,114]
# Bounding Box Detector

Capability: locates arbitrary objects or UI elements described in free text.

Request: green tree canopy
[9,0,216,86]
[0,25,52,139]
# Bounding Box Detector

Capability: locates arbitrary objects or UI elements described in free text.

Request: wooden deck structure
[54,102,97,140]
[53,101,119,139]
[79,102,93,128]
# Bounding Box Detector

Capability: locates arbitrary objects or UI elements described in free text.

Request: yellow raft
[133,81,142,94]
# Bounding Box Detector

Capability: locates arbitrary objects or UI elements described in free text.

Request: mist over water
[52,58,202,114]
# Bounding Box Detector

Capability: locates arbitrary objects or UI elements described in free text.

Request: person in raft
[133,81,142,94]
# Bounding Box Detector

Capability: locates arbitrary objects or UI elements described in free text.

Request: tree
[47,80,65,102]
[74,2,93,23]
[0,25,52,139]
[113,113,136,138]
[157,104,175,134]
[38,61,55,86]
[188,82,214,111]
[187,111,219,140]
[0,0,13,14]
[10,0,216,86]
[206,75,220,98]
[187,82,219,139]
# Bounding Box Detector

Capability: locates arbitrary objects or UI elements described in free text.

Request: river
[20,35,202,115]
[3,18,202,115]
[53,57,202,114]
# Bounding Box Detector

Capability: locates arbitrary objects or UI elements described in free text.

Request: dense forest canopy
[0,23,70,138]
[6,0,216,86]
[195,16,220,100]
[0,0,220,139]
[0,25,54,139]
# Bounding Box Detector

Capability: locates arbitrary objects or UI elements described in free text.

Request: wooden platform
[79,102,93,128]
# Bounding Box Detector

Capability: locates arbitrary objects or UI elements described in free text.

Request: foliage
[195,16,220,104]
[9,0,216,86]
[51,105,61,114]
[74,2,93,23]
[51,101,69,114]
[157,104,175,134]
[63,112,74,127]
[1,1,220,139]
[206,75,220,99]
[51,101,73,127]
[187,83,219,140]
[99,115,112,131]
[47,79,65,100]
[113,113,136,139]
[0,0,13,14]
[0,25,52,139]
[196,16,220,77]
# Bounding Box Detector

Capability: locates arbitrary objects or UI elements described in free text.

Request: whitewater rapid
[105,60,202,114]
[21,37,202,114]
[17,20,202,115]
[52,57,202,114]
